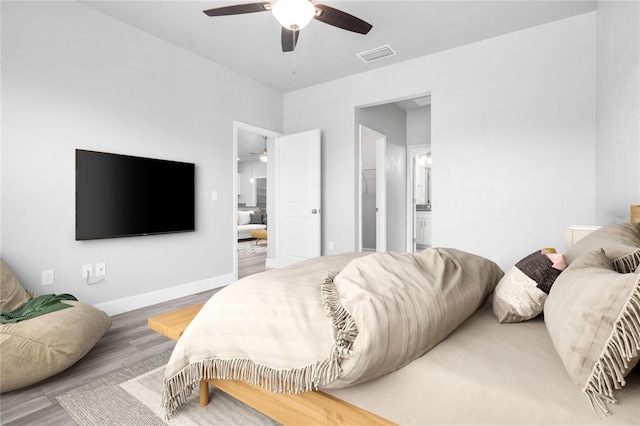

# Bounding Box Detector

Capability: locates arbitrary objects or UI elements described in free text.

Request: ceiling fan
[203,0,373,52]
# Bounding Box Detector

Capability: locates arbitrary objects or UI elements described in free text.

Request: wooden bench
[148,303,395,425]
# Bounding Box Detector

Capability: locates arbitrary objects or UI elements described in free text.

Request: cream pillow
[564,223,640,271]
[544,249,640,416]
[237,210,253,226]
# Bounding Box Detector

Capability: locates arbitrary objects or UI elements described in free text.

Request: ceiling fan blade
[313,4,372,35]
[203,2,272,17]
[281,27,300,52]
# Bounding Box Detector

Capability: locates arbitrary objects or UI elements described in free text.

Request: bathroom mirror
[415,151,431,209]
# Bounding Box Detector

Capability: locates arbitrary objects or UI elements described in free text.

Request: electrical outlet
[82,264,93,278]
[96,262,106,277]
[328,241,334,250]
[42,270,54,285]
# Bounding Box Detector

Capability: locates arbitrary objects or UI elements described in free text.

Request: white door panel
[276,129,321,267]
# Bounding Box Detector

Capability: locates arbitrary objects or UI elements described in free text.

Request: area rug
[57,351,279,425]
[237,239,267,255]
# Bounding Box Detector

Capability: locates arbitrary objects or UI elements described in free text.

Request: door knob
[311,209,318,214]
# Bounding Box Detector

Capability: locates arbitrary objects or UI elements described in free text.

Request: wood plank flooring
[0,249,267,425]
[238,246,268,279]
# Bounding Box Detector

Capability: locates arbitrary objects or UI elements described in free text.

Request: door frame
[406,144,430,253]
[358,125,387,252]
[233,121,281,278]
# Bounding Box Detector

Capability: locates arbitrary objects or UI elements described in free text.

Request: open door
[359,125,387,252]
[275,129,321,267]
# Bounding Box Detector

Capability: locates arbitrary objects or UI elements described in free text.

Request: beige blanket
[163,248,503,417]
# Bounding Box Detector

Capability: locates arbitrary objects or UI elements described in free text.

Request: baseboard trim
[265,257,278,269]
[94,273,235,316]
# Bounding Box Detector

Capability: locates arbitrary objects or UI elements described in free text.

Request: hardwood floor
[238,247,268,279]
[0,250,267,425]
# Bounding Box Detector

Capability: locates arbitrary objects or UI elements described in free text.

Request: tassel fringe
[583,275,640,417]
[321,272,359,356]
[612,250,640,273]
[162,271,358,418]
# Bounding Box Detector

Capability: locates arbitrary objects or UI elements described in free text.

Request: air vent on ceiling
[357,44,396,64]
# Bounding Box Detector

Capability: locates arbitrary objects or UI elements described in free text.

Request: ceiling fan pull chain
[291,31,297,82]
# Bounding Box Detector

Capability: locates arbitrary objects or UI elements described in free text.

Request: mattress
[324,297,640,425]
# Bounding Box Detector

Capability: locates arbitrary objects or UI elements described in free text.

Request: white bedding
[163,248,503,417]
[325,296,640,425]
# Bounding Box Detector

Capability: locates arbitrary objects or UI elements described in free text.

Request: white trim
[376,132,387,252]
[406,144,431,253]
[406,144,428,252]
[265,258,278,269]
[94,273,234,316]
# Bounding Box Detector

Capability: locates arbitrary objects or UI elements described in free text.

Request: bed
[163,223,640,425]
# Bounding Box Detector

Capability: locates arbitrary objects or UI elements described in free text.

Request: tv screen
[76,149,195,240]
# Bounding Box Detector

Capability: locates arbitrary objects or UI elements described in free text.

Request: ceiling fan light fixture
[272,0,315,31]
[259,136,268,162]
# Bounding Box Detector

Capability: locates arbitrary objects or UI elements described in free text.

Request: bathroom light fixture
[417,152,432,165]
[259,136,268,162]
[271,0,315,31]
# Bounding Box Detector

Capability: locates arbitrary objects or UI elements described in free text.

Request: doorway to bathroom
[359,125,387,252]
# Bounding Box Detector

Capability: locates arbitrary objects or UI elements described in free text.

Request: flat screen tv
[76,149,195,240]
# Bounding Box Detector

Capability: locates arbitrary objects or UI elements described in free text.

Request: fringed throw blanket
[163,248,504,417]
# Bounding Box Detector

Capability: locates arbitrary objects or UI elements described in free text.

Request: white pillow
[238,210,253,226]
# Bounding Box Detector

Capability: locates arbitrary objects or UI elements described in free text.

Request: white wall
[595,0,640,224]
[284,13,596,268]
[1,1,282,313]
[407,106,431,146]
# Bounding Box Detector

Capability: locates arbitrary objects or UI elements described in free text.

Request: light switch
[211,191,218,201]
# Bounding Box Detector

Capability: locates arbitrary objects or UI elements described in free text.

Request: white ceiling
[80,0,598,94]
[237,129,271,162]
[78,0,597,157]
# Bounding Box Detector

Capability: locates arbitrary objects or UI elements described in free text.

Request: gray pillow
[249,213,264,224]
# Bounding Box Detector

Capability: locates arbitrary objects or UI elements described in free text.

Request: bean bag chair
[0,259,112,393]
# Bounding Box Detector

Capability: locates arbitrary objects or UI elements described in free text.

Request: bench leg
[199,380,210,406]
